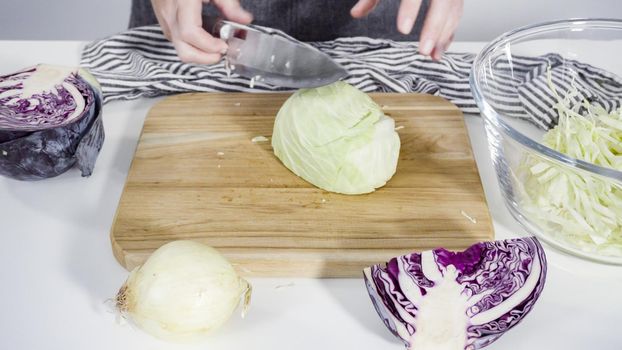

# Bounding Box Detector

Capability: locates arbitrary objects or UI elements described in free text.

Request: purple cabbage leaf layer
[0,64,104,180]
[364,237,547,350]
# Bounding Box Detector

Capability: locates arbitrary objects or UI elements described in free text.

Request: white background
[1,1,621,349]
[0,40,620,350]
[0,0,620,41]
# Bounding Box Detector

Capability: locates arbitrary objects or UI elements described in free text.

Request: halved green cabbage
[271,81,400,195]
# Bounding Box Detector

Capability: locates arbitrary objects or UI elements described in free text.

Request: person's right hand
[151,0,253,64]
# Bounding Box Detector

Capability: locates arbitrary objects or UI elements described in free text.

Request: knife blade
[205,18,348,88]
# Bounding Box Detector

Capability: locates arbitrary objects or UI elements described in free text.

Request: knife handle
[203,16,225,38]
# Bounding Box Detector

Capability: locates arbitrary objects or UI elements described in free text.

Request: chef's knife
[204,17,348,88]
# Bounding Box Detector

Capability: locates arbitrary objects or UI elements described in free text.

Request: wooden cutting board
[110,92,493,277]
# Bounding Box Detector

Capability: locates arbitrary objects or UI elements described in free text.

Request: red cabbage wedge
[0,64,104,180]
[364,237,546,350]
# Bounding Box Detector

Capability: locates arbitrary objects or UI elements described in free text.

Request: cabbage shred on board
[0,64,104,180]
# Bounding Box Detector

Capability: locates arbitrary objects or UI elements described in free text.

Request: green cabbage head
[272,81,400,195]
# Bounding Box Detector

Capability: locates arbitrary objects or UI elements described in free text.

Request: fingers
[174,40,223,64]
[176,1,228,62]
[213,0,253,24]
[362,0,462,60]
[419,0,463,59]
[179,26,228,55]
[433,1,462,58]
[397,0,423,35]
[151,0,173,40]
[151,0,228,64]
[176,0,203,27]
[430,34,453,61]
[351,0,380,18]
[159,20,172,41]
[429,1,462,60]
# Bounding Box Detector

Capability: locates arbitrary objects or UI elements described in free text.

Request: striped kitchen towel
[81,25,622,130]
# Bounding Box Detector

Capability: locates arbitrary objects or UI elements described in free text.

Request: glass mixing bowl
[470,19,622,264]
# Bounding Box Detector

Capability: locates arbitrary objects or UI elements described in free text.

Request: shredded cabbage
[518,71,622,256]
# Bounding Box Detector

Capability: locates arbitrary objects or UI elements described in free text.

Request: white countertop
[0,41,620,350]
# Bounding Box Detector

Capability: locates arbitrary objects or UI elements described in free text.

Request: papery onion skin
[116,240,251,342]
[0,65,104,180]
[364,237,547,350]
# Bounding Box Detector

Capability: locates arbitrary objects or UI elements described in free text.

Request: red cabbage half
[364,237,547,350]
[0,64,104,180]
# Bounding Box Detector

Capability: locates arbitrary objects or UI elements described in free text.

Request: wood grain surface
[110,92,493,277]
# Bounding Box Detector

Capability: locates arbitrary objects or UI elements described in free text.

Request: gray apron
[129,0,428,41]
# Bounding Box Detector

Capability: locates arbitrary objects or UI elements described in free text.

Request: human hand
[151,0,253,64]
[351,0,464,60]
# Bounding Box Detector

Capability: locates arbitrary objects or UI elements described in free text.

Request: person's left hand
[351,0,464,60]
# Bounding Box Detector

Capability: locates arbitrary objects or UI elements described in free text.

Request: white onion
[115,241,251,342]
